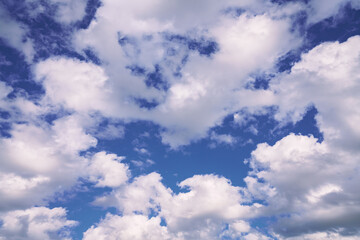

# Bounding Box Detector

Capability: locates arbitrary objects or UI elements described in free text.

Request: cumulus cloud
[83,214,173,240]
[87,151,129,188]
[69,0,301,148]
[273,36,360,151]
[35,58,114,115]
[0,207,76,240]
[0,115,95,211]
[1,0,360,239]
[241,36,360,238]
[89,173,261,240]
[221,220,270,240]
[83,33,360,239]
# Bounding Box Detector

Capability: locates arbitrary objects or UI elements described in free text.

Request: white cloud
[282,232,360,240]
[246,133,360,237]
[161,174,256,238]
[273,36,360,152]
[69,0,301,148]
[134,147,151,155]
[221,220,270,240]
[90,173,261,239]
[35,58,115,115]
[210,132,237,145]
[149,12,297,147]
[131,159,155,169]
[83,214,174,240]
[2,1,360,239]
[0,207,76,240]
[0,115,96,211]
[236,35,360,238]
[93,172,172,215]
[87,151,129,188]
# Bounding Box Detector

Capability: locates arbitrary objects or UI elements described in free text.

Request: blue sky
[0,0,360,239]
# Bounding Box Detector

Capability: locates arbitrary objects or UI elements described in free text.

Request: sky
[0,0,360,239]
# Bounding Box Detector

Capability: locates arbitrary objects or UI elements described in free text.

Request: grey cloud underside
[0,0,360,239]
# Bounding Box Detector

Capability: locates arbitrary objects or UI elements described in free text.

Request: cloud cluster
[1,0,360,239]
[70,0,301,147]
[83,30,360,240]
[85,173,266,240]
[243,36,360,238]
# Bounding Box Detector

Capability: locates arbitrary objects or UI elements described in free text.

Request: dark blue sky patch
[246,73,275,90]
[26,13,83,61]
[0,110,11,138]
[40,109,72,125]
[83,48,101,65]
[1,0,86,61]
[270,0,309,4]
[188,38,219,57]
[306,3,360,46]
[285,105,323,142]
[8,80,44,100]
[127,64,170,92]
[0,39,30,82]
[134,97,159,110]
[164,33,219,57]
[0,110,10,120]
[126,64,146,76]
[145,64,169,91]
[223,7,246,18]
[0,122,11,138]
[0,39,44,98]
[276,3,360,73]
[290,10,308,34]
[75,0,102,29]
[275,49,302,72]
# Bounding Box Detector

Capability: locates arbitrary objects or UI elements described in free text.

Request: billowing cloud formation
[0,0,360,239]
[253,36,360,238]
[86,173,265,240]
[70,0,301,147]
[83,214,173,240]
[88,151,129,188]
[83,30,360,240]
[0,114,95,211]
[0,207,76,240]
[274,36,360,152]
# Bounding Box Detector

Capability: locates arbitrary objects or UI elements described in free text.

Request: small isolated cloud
[86,173,261,239]
[134,147,151,155]
[210,131,237,146]
[131,159,155,168]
